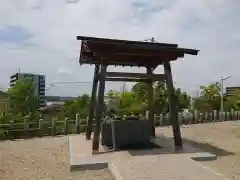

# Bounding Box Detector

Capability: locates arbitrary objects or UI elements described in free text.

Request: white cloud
[0,0,240,96]
[57,67,72,75]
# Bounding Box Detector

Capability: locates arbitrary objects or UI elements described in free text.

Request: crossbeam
[106,72,165,80]
[106,77,151,82]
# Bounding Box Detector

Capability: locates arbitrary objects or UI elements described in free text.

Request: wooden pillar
[146,67,156,138]
[163,60,183,147]
[86,65,99,140]
[92,64,107,152]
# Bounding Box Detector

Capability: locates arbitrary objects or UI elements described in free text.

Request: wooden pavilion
[77,36,199,153]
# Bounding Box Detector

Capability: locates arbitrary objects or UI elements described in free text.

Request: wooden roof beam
[106,77,151,82]
[83,42,188,57]
[93,53,180,62]
[106,72,166,81]
[86,42,177,52]
[77,36,178,48]
[92,50,183,59]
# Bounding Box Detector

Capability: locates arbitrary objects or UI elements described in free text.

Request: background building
[44,96,76,109]
[10,73,46,108]
[225,86,240,96]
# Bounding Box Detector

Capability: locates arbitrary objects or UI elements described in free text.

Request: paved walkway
[69,134,227,180]
[112,155,226,180]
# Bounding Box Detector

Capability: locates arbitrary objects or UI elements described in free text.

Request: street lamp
[220,75,231,119]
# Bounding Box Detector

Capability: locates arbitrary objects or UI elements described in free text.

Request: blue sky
[0,0,240,96]
[0,25,32,45]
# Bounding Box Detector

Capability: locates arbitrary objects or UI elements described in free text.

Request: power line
[47,81,127,86]
[45,81,128,92]
[49,81,92,84]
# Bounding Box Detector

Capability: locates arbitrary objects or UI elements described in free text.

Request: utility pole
[220,76,231,119]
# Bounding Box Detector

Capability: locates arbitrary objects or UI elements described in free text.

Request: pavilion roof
[77,36,199,68]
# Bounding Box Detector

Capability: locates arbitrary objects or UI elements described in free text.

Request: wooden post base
[86,136,92,140]
[92,150,101,155]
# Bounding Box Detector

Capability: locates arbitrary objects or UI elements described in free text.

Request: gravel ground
[158,121,240,180]
[0,136,114,180]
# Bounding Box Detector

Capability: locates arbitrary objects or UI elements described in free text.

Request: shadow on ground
[183,139,235,157]
[127,134,235,157]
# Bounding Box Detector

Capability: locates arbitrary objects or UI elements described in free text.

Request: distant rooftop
[45,96,77,102]
[226,86,240,96]
[11,72,45,77]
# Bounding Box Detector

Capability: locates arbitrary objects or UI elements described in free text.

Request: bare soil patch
[0,136,114,180]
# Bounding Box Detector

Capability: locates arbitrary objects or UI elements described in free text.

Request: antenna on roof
[143,37,158,43]
[151,37,154,42]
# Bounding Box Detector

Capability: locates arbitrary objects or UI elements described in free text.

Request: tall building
[10,73,46,108]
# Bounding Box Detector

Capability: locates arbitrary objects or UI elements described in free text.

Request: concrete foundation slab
[69,134,227,180]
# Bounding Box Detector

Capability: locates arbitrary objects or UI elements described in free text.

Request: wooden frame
[106,78,149,82]
[86,65,99,140]
[77,36,199,152]
[106,72,165,80]
[92,64,107,152]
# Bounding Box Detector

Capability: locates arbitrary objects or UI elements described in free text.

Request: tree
[153,81,168,114]
[0,91,8,123]
[106,90,120,112]
[106,90,120,98]
[194,82,221,111]
[224,90,240,111]
[106,90,145,115]
[132,82,149,102]
[7,79,38,120]
[200,82,221,101]
[174,88,191,112]
[123,81,191,115]
[62,94,90,119]
[154,81,191,114]
[192,82,240,112]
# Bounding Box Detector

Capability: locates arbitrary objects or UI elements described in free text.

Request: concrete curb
[188,157,229,180]
[108,162,125,180]
[190,152,217,161]
[68,136,124,179]
[70,161,108,171]
[69,136,108,171]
